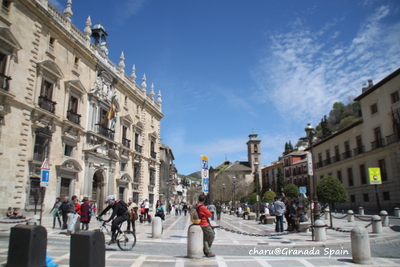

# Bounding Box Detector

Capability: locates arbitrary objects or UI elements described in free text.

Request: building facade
[310,68,400,212]
[0,0,164,214]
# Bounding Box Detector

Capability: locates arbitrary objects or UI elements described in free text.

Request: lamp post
[222,183,226,207]
[232,177,236,209]
[304,123,316,240]
[254,162,260,221]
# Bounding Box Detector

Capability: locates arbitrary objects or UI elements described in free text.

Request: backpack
[190,204,203,225]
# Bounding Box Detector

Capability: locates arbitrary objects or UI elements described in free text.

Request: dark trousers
[275,215,284,232]
[53,216,61,228]
[61,212,69,229]
[127,218,136,232]
[201,225,215,255]
[111,214,128,236]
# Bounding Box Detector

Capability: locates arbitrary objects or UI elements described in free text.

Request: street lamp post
[254,162,260,221]
[232,177,236,209]
[304,123,316,241]
[222,183,226,207]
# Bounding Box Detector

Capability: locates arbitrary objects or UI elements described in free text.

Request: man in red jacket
[196,194,215,257]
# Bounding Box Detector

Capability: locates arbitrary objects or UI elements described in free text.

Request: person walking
[58,196,70,230]
[144,199,150,219]
[127,197,138,233]
[313,199,322,221]
[155,200,165,220]
[49,197,62,229]
[273,196,286,232]
[182,203,188,216]
[79,197,91,231]
[215,202,222,220]
[208,203,216,220]
[67,195,80,235]
[196,194,215,257]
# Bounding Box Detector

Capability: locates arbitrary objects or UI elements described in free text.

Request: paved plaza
[0,211,399,266]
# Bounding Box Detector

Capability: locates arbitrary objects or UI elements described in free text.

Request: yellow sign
[369,168,382,185]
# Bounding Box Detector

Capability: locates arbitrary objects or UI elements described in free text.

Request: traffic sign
[369,168,382,185]
[300,187,307,194]
[41,169,49,187]
[41,158,50,170]
[201,155,209,194]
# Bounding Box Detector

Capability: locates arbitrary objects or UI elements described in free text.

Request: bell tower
[91,23,108,55]
[247,133,261,174]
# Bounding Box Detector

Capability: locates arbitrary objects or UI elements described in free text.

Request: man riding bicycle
[97,195,129,245]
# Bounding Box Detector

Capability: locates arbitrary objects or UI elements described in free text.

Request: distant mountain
[178,171,201,181]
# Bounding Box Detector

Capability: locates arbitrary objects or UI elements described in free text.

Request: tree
[316,175,348,227]
[283,184,299,199]
[248,192,258,205]
[276,167,286,196]
[263,190,276,203]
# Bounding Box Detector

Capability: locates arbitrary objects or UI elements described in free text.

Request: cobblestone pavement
[0,212,399,266]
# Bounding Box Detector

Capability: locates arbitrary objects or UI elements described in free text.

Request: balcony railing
[315,161,323,168]
[151,151,157,159]
[0,73,11,91]
[386,133,400,145]
[323,158,331,166]
[353,146,365,156]
[38,96,56,113]
[371,138,385,150]
[342,150,352,160]
[95,123,114,140]
[332,155,341,163]
[67,109,81,125]
[135,144,142,153]
[122,138,131,148]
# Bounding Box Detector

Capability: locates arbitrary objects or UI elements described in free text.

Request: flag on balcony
[107,96,116,120]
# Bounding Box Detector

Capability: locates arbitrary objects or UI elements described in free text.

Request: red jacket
[196,203,211,227]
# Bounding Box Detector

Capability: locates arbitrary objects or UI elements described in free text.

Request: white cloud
[254,5,400,125]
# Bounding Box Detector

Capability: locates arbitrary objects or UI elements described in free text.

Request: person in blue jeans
[273,196,286,232]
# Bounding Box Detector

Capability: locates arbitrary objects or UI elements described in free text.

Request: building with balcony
[0,0,164,213]
[310,68,400,212]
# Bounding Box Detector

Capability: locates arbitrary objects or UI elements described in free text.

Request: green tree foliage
[316,175,348,227]
[283,184,299,199]
[248,192,258,204]
[263,190,276,203]
[276,167,286,195]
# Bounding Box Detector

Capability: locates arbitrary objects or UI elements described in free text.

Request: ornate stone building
[0,0,164,214]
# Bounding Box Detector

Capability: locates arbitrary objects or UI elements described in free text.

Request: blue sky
[50,0,400,175]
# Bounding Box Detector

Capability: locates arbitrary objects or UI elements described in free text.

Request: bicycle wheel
[117,230,136,251]
[100,226,112,244]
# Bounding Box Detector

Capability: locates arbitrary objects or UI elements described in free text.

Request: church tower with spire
[247,133,262,184]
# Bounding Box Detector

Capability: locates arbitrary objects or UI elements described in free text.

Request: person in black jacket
[58,196,71,230]
[97,195,128,245]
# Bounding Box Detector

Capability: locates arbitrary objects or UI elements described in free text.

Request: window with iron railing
[386,133,399,145]
[353,146,364,156]
[95,123,114,140]
[67,109,81,125]
[371,138,385,149]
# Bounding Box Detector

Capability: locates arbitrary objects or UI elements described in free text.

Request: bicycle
[97,218,136,251]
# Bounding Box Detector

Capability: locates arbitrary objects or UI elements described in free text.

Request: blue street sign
[202,177,209,193]
[41,169,50,187]
[299,187,307,194]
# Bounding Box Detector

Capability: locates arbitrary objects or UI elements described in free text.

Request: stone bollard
[347,210,354,222]
[187,224,203,259]
[152,216,163,238]
[70,231,105,267]
[324,207,330,220]
[395,207,400,218]
[314,220,326,241]
[372,215,382,233]
[358,207,364,216]
[379,210,389,227]
[351,226,371,264]
[7,224,47,267]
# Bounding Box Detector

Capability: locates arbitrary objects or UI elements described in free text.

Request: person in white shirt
[144,199,150,219]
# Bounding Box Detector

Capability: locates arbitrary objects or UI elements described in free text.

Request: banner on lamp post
[307,152,313,176]
[201,155,209,194]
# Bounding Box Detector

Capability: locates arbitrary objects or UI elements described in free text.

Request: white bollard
[187,224,203,259]
[395,207,400,218]
[351,226,371,264]
[152,216,162,238]
[347,210,354,222]
[372,215,382,234]
[324,207,330,220]
[314,220,326,241]
[358,207,364,216]
[379,210,389,227]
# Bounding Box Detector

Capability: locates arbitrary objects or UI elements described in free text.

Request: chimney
[362,79,374,93]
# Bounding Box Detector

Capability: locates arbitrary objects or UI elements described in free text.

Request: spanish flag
[107,96,116,120]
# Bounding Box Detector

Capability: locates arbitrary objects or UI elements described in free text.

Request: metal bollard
[187,224,203,259]
[359,207,364,216]
[379,210,389,227]
[347,210,354,222]
[324,207,330,220]
[394,207,400,218]
[6,224,47,267]
[372,215,382,233]
[152,216,163,238]
[314,220,326,241]
[351,226,371,264]
[70,230,105,267]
